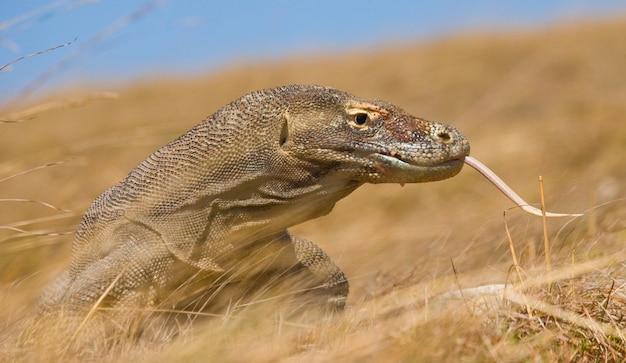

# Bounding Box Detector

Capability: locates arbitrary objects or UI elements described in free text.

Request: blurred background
[2,0,626,297]
[2,0,626,302]
[3,0,626,105]
[1,2,625,360]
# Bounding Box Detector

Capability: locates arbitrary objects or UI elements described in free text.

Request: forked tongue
[464,156,583,217]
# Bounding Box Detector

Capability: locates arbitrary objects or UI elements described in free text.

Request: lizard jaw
[369,153,466,183]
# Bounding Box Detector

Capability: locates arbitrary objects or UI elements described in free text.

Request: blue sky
[2,1,626,106]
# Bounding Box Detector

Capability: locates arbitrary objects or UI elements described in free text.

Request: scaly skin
[38,85,470,314]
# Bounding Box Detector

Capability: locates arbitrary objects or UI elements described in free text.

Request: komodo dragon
[37,84,573,317]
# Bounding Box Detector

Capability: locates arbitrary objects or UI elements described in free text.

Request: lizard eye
[345,104,386,132]
[355,113,369,125]
[347,112,379,131]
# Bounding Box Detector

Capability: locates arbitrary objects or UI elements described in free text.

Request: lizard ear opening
[279,116,289,148]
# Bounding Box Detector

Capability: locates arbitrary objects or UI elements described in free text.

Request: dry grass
[1,17,625,362]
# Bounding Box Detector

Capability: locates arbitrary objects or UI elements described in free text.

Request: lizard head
[280,86,470,185]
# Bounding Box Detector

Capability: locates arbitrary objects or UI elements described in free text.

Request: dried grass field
[1,17,625,362]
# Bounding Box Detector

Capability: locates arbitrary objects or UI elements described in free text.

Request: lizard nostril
[437,131,451,143]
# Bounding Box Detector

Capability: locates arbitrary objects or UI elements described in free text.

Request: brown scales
[37,85,469,320]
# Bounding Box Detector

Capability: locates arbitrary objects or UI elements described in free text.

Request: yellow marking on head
[345,102,390,117]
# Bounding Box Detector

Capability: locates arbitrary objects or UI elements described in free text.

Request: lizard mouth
[369,153,466,183]
[374,152,466,168]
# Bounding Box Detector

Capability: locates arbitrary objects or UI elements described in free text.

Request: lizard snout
[430,123,471,160]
